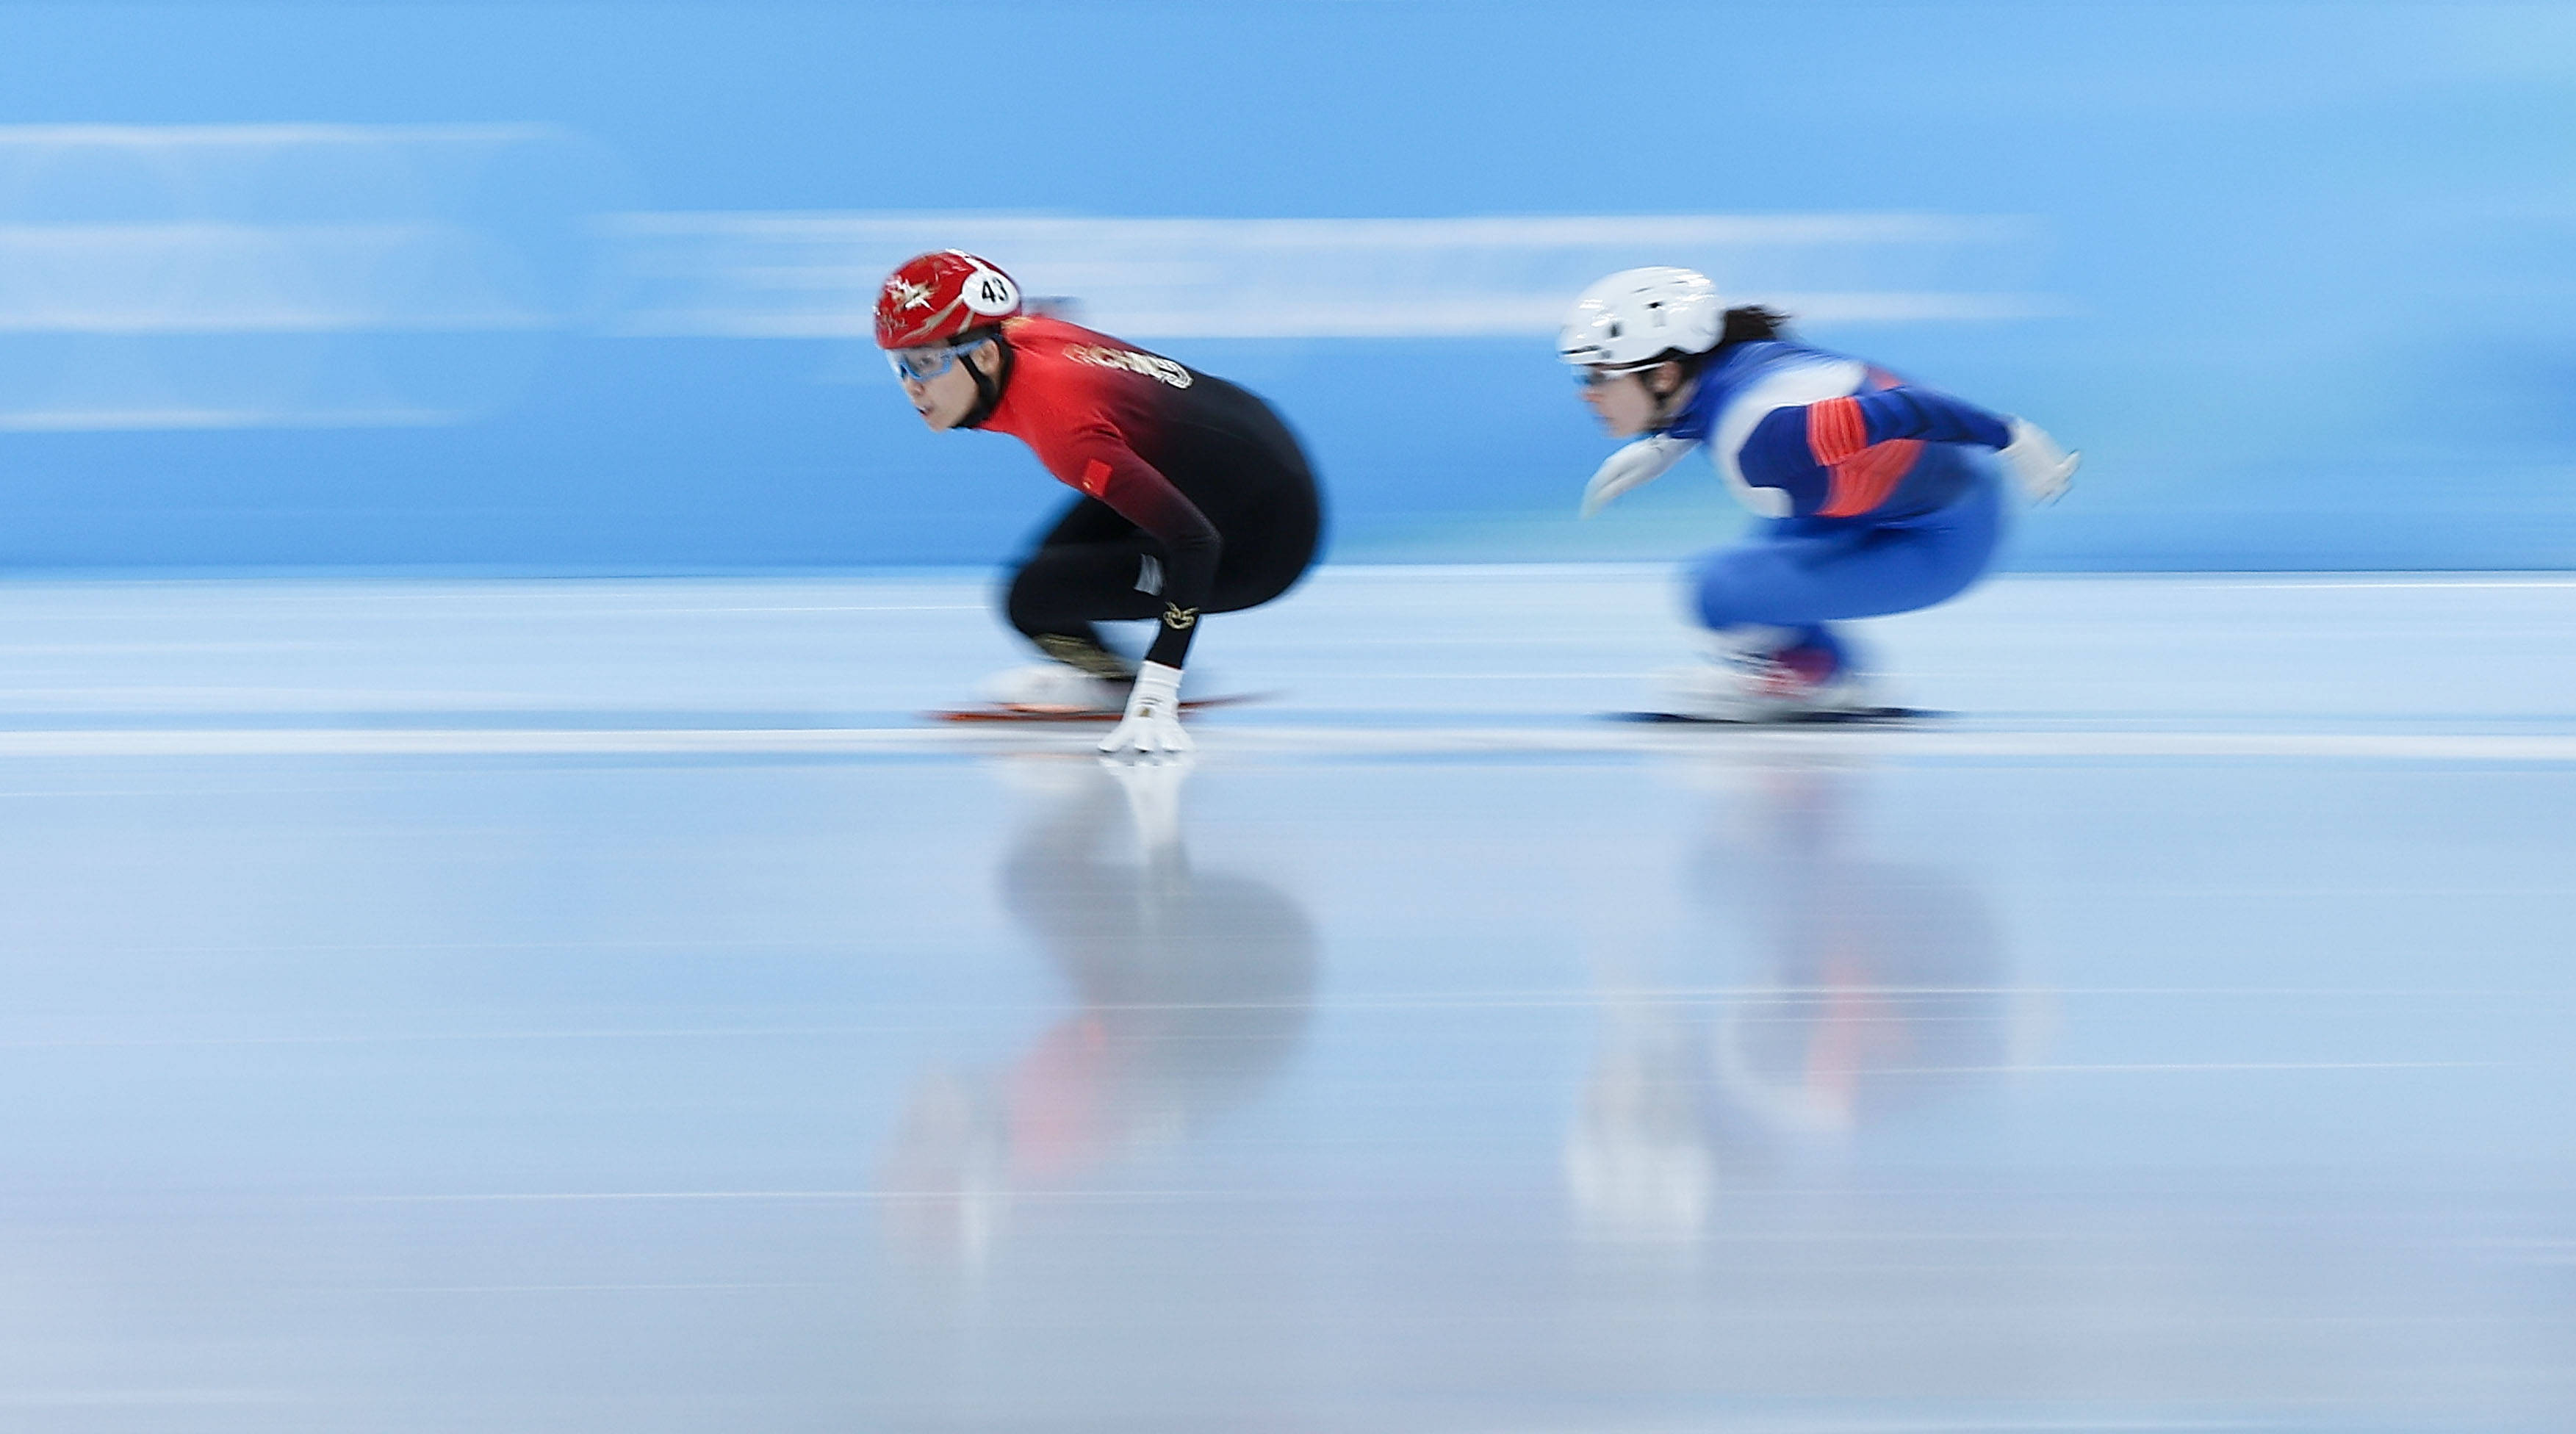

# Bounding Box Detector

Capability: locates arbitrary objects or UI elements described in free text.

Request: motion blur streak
[0,125,600,430]
[0,2,2569,566]
[605,211,2055,338]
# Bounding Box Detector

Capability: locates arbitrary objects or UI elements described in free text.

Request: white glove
[1098,661,1192,757]
[1580,435,1699,518]
[1996,417,2079,505]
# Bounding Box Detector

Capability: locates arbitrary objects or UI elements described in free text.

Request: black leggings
[1004,486,1320,667]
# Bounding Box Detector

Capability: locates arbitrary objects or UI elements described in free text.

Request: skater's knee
[1002,564,1054,637]
[1688,555,1763,630]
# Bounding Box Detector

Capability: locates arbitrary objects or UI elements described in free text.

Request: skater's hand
[1580,435,1697,518]
[1997,417,2079,505]
[1098,661,1192,757]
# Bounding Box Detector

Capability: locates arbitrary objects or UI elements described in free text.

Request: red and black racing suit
[969,314,1323,675]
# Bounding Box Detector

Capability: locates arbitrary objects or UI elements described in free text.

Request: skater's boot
[979,661,1132,713]
[1661,627,1876,722]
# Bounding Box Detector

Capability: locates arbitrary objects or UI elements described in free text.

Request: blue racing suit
[1655,339,2020,672]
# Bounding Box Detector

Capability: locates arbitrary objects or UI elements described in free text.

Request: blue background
[0,1,2570,572]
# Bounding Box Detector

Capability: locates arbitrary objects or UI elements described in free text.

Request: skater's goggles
[885,338,979,384]
[1571,363,1654,389]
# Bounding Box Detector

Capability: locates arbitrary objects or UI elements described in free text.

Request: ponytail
[1716,305,1791,348]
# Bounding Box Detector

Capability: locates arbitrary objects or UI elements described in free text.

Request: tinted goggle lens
[1573,364,1648,389]
[887,342,968,383]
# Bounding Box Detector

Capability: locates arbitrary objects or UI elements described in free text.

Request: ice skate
[1642,646,1896,724]
[978,662,1130,715]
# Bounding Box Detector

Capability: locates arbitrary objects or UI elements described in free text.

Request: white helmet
[1558,267,1726,369]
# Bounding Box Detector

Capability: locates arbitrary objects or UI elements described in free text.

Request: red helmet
[875,250,1023,349]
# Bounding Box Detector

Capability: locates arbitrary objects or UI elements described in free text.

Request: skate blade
[1608,706,1935,726]
[927,692,1278,724]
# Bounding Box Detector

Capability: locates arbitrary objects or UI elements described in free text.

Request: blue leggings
[1688,472,2004,667]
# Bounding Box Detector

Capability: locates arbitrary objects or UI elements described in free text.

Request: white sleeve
[1707,359,1865,518]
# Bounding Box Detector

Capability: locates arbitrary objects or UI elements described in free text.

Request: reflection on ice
[1698,761,2029,1135]
[879,758,1316,1268]
[1570,758,2044,1241]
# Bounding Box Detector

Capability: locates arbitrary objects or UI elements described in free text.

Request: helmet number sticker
[960,269,1020,316]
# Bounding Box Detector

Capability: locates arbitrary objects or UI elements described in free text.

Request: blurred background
[1,0,2570,574]
[5,7,2576,1430]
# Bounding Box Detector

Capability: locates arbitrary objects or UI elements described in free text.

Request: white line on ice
[1942,1061,2500,1073]
[2209,579,2576,589]
[344,1189,1258,1203]
[0,724,2574,762]
[1481,1402,2326,1434]
[0,1391,300,1408]
[381,1283,834,1293]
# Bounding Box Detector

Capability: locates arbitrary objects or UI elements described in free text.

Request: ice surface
[0,567,2570,1433]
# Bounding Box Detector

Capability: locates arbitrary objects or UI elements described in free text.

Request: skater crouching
[876,251,1323,754]
[1561,267,2078,721]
